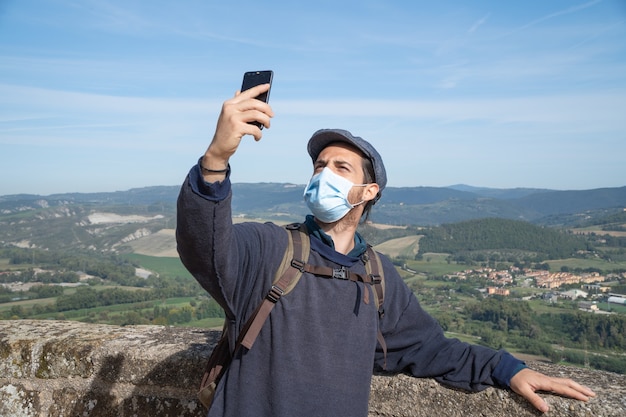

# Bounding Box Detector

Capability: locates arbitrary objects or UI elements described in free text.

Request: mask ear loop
[350,199,366,209]
[350,182,377,208]
[348,183,370,209]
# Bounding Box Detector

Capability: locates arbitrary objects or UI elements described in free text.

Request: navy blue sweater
[176,163,525,417]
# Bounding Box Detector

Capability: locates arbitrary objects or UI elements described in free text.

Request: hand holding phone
[241,70,273,128]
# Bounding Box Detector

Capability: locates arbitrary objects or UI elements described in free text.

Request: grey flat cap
[307,128,387,193]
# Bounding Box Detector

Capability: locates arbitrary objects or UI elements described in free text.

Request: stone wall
[0,320,624,417]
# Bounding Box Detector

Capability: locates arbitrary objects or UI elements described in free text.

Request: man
[176,84,595,417]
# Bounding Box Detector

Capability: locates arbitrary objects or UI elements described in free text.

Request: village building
[486,287,510,297]
[561,289,588,299]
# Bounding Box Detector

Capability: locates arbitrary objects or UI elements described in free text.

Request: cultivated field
[128,224,420,259]
[571,226,626,237]
[374,235,421,258]
[127,229,178,257]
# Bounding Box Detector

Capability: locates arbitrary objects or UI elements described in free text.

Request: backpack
[197,223,387,409]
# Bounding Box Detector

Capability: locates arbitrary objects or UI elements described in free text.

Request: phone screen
[241,70,273,103]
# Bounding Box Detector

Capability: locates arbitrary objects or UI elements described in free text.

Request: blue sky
[0,0,625,195]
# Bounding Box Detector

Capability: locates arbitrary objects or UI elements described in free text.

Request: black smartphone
[241,70,273,128]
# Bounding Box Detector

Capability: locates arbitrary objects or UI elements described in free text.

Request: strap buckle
[266,285,285,303]
[332,267,347,280]
[291,259,305,272]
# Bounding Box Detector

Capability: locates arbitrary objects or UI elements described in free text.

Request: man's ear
[363,183,380,202]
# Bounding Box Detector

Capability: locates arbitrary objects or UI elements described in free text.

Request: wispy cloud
[2,83,624,134]
[0,84,216,114]
[504,0,603,36]
[568,17,626,50]
[64,0,162,35]
[0,0,623,194]
[468,13,491,34]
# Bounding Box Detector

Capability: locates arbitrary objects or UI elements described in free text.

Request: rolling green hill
[418,218,588,259]
[2,184,625,229]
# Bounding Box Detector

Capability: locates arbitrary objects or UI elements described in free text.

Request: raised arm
[201,83,273,182]
[176,85,273,315]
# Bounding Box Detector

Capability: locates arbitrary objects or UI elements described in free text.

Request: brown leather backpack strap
[301,263,375,284]
[198,224,310,409]
[365,245,387,370]
[365,246,385,317]
[240,224,308,349]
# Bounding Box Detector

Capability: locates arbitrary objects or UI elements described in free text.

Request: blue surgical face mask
[303,167,367,223]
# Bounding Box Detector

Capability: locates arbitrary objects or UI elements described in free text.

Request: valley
[1,185,625,374]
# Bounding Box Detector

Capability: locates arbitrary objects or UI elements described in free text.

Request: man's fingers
[522,378,594,413]
[515,384,549,413]
[228,88,274,124]
[549,378,596,402]
[235,83,271,101]
[222,93,272,129]
[511,369,597,414]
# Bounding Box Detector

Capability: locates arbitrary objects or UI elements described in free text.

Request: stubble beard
[337,187,366,230]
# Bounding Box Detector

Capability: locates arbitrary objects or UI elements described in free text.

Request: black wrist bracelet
[201,165,228,174]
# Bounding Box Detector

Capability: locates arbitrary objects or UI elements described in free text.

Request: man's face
[313,143,380,208]
[313,143,366,185]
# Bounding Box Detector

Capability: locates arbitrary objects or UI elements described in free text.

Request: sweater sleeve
[187,158,231,202]
[176,160,238,318]
[175,160,289,325]
[374,255,526,391]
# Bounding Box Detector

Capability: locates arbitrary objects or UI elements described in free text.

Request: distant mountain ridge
[1,184,625,226]
[447,184,553,199]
